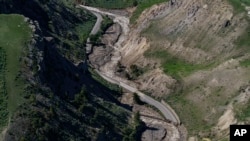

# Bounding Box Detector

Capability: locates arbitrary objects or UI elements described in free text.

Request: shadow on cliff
[0,0,131,110]
[0,0,84,36]
[40,39,132,111]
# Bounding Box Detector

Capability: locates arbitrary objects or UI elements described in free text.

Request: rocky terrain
[86,4,185,140]
[88,0,250,140]
[1,0,250,140]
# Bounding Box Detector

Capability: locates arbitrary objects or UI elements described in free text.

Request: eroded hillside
[88,0,250,140]
[1,0,250,140]
[129,0,250,140]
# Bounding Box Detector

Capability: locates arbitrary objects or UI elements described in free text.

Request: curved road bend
[85,11,103,54]
[80,6,180,124]
[80,5,130,48]
[90,12,103,35]
[96,70,179,124]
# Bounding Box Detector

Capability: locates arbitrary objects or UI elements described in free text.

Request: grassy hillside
[144,48,213,79]
[228,0,250,13]
[85,0,136,9]
[0,14,31,112]
[0,14,31,131]
[130,0,168,23]
[0,48,7,131]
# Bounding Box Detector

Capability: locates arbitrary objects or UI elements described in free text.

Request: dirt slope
[122,0,249,139]
[88,0,250,140]
[103,0,250,139]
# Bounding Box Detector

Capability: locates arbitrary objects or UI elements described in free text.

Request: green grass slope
[0,48,7,130]
[130,0,169,23]
[85,0,136,9]
[144,48,212,79]
[228,0,250,13]
[0,14,31,130]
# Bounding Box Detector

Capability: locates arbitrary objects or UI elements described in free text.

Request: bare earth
[85,0,250,140]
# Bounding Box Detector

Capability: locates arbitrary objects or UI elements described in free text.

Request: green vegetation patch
[128,64,147,80]
[130,0,169,24]
[75,19,96,43]
[167,85,235,137]
[227,0,250,52]
[101,16,114,33]
[235,100,250,122]
[241,0,250,5]
[122,112,145,141]
[235,88,250,122]
[227,0,250,13]
[84,0,137,9]
[167,95,209,134]
[0,48,8,130]
[89,16,113,44]
[144,49,210,79]
[235,24,250,49]
[89,68,122,93]
[240,58,250,67]
[0,14,31,115]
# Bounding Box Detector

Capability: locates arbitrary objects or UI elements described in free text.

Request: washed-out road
[97,70,180,123]
[80,5,180,124]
